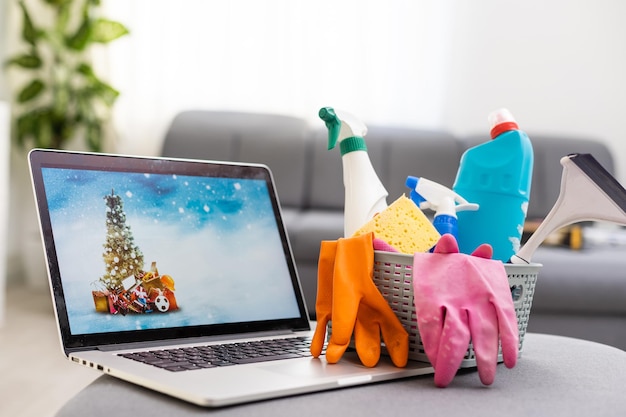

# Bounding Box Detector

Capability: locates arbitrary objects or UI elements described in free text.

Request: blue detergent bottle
[453,108,534,262]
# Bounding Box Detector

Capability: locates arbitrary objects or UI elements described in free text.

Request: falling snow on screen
[41,167,301,335]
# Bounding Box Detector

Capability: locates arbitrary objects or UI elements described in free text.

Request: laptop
[28,149,434,407]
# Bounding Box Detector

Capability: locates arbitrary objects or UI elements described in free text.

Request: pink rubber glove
[412,234,518,387]
[373,237,399,252]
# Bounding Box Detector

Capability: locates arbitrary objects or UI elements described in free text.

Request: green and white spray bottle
[319,107,388,237]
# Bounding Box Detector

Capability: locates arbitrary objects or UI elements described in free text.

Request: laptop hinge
[95,330,303,352]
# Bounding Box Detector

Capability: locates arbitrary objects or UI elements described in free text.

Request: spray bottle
[453,108,534,262]
[319,107,388,237]
[405,176,478,240]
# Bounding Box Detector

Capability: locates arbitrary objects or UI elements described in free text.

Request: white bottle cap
[488,108,519,138]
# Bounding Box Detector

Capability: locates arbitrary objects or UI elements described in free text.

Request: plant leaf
[43,0,73,6]
[17,79,46,103]
[55,2,72,33]
[5,53,42,69]
[66,17,93,51]
[76,62,96,78]
[16,110,39,146]
[52,84,71,115]
[12,0,122,151]
[95,81,120,107]
[50,109,75,148]
[15,107,53,148]
[18,1,39,46]
[91,19,129,43]
[34,111,54,148]
[79,80,120,107]
[86,122,102,152]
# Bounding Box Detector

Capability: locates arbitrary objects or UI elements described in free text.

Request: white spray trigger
[412,177,478,217]
[333,109,368,141]
[455,201,480,212]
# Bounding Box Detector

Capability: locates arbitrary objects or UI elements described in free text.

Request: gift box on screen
[92,290,109,313]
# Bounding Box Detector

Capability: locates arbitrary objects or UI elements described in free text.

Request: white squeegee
[511,153,626,264]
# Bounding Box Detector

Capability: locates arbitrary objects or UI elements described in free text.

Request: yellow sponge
[352,195,440,254]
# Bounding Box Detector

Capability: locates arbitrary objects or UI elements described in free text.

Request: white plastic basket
[372,251,541,367]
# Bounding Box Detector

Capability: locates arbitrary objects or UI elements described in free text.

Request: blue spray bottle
[453,108,534,262]
[319,107,388,237]
[406,176,478,240]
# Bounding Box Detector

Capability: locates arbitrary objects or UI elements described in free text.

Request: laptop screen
[29,150,310,351]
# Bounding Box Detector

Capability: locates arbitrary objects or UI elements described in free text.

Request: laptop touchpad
[262,354,392,379]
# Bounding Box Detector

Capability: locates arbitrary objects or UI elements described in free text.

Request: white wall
[443,0,626,181]
[2,0,625,293]
[1,0,22,293]
[101,0,626,184]
[4,0,626,179]
[102,0,455,157]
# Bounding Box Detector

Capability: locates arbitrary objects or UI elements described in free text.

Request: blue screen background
[41,168,301,335]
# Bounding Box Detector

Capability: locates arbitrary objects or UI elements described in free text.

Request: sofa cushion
[525,135,614,220]
[160,110,626,348]
[161,110,311,208]
[284,209,344,262]
[531,245,626,315]
[306,128,345,210]
[380,127,463,199]
[307,125,464,212]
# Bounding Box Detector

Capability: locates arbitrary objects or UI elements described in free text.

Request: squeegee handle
[511,155,580,264]
[511,206,566,264]
[512,153,626,264]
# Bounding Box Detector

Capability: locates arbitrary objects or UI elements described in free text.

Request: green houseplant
[4,0,129,151]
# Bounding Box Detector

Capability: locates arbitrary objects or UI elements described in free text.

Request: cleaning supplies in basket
[412,234,519,387]
[314,106,526,386]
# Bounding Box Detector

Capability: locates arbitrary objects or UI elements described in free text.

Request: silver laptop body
[29,149,433,407]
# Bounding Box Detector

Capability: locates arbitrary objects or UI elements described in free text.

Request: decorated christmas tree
[100,189,144,291]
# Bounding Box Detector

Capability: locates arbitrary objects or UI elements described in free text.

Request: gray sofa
[161,110,626,350]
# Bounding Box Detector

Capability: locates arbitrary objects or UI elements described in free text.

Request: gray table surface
[56,333,626,417]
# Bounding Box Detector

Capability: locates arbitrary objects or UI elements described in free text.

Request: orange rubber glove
[310,240,336,359]
[310,233,409,368]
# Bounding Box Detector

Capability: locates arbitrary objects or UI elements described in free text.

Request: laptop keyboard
[119,337,321,372]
